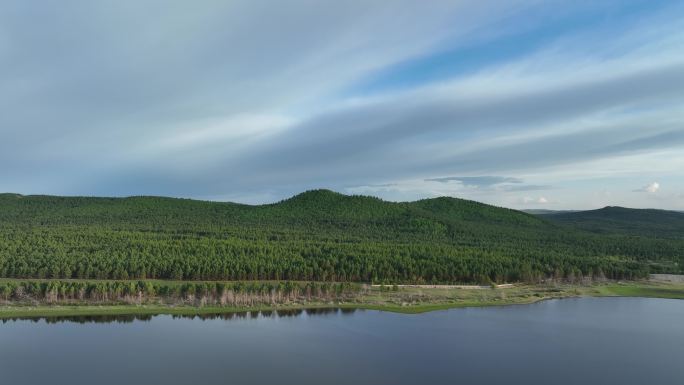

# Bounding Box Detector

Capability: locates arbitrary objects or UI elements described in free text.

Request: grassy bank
[1,280,683,319]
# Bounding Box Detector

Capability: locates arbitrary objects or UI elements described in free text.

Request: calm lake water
[1,297,683,385]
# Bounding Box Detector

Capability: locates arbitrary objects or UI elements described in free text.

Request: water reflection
[0,307,358,324]
[1,314,155,324]
[1,298,683,385]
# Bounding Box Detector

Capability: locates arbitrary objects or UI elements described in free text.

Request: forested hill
[0,190,682,283]
[539,206,684,239]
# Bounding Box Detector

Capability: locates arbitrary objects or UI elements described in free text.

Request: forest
[0,279,361,307]
[0,190,682,284]
[540,206,684,239]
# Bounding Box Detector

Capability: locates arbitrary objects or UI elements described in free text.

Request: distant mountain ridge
[522,209,580,215]
[3,190,682,238]
[0,189,547,227]
[0,190,682,283]
[537,206,684,239]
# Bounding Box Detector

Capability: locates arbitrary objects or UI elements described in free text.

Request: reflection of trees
[2,308,358,324]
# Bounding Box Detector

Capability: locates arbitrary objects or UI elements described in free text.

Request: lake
[1,297,683,385]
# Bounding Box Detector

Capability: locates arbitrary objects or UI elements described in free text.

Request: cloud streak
[424,176,523,186]
[0,1,683,210]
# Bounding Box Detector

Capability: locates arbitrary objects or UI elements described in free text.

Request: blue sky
[352,0,672,94]
[1,0,683,209]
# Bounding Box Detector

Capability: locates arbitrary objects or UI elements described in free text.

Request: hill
[539,206,684,239]
[522,209,579,215]
[0,190,682,283]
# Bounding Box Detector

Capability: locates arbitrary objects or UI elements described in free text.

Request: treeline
[0,280,363,306]
[540,206,684,239]
[0,190,681,284]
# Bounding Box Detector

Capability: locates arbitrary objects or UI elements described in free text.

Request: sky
[1,0,683,210]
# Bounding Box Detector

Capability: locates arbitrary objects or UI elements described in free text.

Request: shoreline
[1,281,683,319]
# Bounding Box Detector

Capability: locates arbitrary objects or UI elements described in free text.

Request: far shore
[1,279,682,319]
[371,283,516,289]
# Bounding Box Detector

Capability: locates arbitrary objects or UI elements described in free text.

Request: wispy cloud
[424,176,522,186]
[0,1,682,210]
[501,185,553,192]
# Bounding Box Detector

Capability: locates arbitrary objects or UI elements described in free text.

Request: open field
[1,280,682,319]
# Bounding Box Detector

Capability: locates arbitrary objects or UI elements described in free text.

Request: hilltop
[539,206,684,239]
[0,190,682,283]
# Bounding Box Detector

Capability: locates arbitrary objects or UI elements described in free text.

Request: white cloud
[635,182,661,193]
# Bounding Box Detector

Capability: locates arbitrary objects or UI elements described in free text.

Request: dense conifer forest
[0,190,682,284]
[540,206,684,239]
